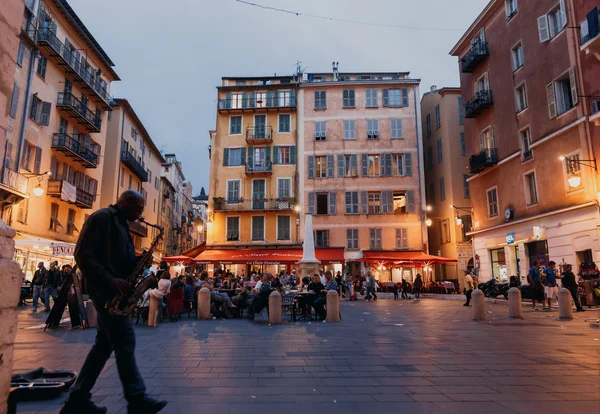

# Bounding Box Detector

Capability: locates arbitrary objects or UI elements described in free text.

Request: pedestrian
[559,264,584,312]
[543,261,559,311]
[31,262,48,313]
[392,282,399,300]
[365,272,377,301]
[463,273,475,306]
[528,260,544,311]
[44,261,60,310]
[413,274,423,301]
[401,278,408,299]
[60,190,167,414]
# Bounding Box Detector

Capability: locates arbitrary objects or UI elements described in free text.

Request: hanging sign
[506,233,515,245]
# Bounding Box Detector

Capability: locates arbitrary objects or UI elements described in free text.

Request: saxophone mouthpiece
[139,217,146,224]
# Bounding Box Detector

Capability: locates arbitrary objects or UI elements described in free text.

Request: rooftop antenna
[332,61,339,81]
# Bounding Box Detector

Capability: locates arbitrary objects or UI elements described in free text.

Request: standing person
[528,260,544,311]
[43,261,61,311]
[543,261,559,311]
[60,190,166,414]
[560,264,585,312]
[401,278,409,299]
[365,272,377,301]
[31,262,48,313]
[463,273,475,307]
[413,274,423,301]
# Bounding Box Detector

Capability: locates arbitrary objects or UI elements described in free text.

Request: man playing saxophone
[61,190,167,414]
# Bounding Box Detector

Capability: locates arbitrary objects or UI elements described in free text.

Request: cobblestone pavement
[13,298,600,414]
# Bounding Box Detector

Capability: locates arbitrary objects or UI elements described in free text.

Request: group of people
[26,261,73,312]
[391,274,424,301]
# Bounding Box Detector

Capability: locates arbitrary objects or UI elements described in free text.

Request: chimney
[430,85,437,92]
[332,61,339,81]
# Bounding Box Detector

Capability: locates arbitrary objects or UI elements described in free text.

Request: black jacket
[46,268,61,288]
[74,205,137,305]
[32,268,48,286]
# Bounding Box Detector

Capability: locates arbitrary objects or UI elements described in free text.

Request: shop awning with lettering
[194,248,345,265]
[162,255,195,264]
[357,251,457,265]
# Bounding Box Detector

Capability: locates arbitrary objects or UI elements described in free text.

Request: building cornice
[449,0,502,56]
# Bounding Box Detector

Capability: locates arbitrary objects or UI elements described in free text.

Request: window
[345,192,359,214]
[316,193,329,215]
[512,43,524,71]
[440,219,450,244]
[521,128,532,160]
[476,73,490,92]
[480,126,495,150]
[315,230,329,248]
[225,148,243,166]
[315,156,327,178]
[395,228,408,250]
[226,217,240,241]
[538,1,567,42]
[277,216,291,241]
[347,229,359,250]
[338,154,358,177]
[435,105,441,129]
[369,228,382,250]
[131,127,138,141]
[343,120,356,140]
[120,167,125,187]
[343,89,355,108]
[36,55,47,79]
[9,82,19,119]
[506,0,517,20]
[365,89,378,107]
[226,180,241,202]
[515,83,528,113]
[384,88,408,107]
[21,143,41,173]
[251,216,265,241]
[391,119,403,139]
[426,114,431,137]
[314,91,326,109]
[229,116,242,135]
[315,121,327,140]
[458,97,464,125]
[487,187,499,218]
[17,199,28,224]
[29,94,51,126]
[463,175,470,198]
[128,175,132,189]
[67,209,78,235]
[549,68,578,118]
[427,147,433,171]
[437,139,443,164]
[368,155,380,177]
[278,114,291,133]
[153,198,156,212]
[367,119,379,139]
[393,153,412,176]
[368,192,381,214]
[50,203,61,231]
[460,133,466,156]
[278,146,292,164]
[440,177,446,201]
[17,42,26,66]
[155,177,159,190]
[277,178,292,198]
[524,171,538,205]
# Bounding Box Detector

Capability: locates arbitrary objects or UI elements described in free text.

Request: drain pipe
[15,49,38,172]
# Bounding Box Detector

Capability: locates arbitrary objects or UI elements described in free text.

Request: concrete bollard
[472,289,485,321]
[584,280,594,307]
[508,287,523,319]
[326,290,341,322]
[558,288,574,320]
[148,294,161,327]
[85,300,97,328]
[197,287,211,320]
[268,291,282,324]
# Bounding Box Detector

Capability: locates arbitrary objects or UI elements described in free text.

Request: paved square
[13,299,600,413]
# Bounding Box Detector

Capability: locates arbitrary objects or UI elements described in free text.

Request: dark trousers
[465,289,473,305]
[414,288,421,299]
[568,288,583,311]
[366,286,377,300]
[393,291,399,300]
[70,304,146,402]
[401,289,408,299]
[313,296,326,319]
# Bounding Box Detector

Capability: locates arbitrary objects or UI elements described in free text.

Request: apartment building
[421,87,472,285]
[161,153,185,256]
[298,69,426,282]
[450,0,600,283]
[102,98,165,254]
[6,0,118,278]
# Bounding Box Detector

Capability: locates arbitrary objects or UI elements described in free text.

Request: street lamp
[425,218,433,227]
[295,205,301,243]
[559,155,597,189]
[24,171,51,197]
[197,224,203,233]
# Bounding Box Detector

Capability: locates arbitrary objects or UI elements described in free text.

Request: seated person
[197,271,236,317]
[313,271,338,320]
[172,275,185,289]
[298,275,324,317]
[247,273,273,317]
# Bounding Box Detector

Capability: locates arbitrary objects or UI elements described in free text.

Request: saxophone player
[61,190,167,414]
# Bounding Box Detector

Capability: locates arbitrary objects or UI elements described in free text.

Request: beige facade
[421,87,471,285]
[102,98,164,254]
[161,153,185,256]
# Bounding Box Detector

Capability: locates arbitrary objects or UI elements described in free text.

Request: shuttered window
[391,119,403,139]
[347,229,359,250]
[369,228,382,250]
[396,228,408,250]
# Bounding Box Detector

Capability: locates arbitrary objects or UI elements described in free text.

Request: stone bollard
[197,287,211,320]
[508,287,523,319]
[472,289,485,321]
[326,290,341,322]
[85,300,97,328]
[558,288,574,320]
[583,280,594,307]
[148,294,161,327]
[268,291,282,324]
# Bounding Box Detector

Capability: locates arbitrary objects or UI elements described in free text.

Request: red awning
[162,255,195,264]
[194,248,345,265]
[357,251,457,265]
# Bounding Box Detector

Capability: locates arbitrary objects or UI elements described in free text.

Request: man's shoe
[463,303,469,307]
[60,397,107,414]
[128,397,167,414]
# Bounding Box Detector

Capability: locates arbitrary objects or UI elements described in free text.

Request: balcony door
[253,147,266,170]
[480,127,495,151]
[252,179,266,210]
[475,73,489,93]
[64,80,72,95]
[254,115,266,139]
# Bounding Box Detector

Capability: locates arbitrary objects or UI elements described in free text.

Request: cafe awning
[162,255,195,264]
[194,248,345,265]
[357,251,457,265]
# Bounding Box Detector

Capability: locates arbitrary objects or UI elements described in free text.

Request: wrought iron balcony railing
[121,151,148,182]
[465,90,494,118]
[218,93,296,110]
[129,220,148,237]
[469,148,498,173]
[47,179,94,209]
[52,133,99,168]
[461,40,489,73]
[245,162,272,174]
[56,93,102,133]
[213,197,296,212]
[0,167,28,195]
[246,126,273,142]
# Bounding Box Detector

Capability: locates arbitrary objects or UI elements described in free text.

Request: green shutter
[272,146,279,165]
[274,90,280,107]
[223,148,229,166]
[265,146,271,166]
[266,90,273,107]
[225,92,232,109]
[250,91,256,107]
[242,92,248,108]
[290,146,296,164]
[240,147,246,165]
[247,146,254,167]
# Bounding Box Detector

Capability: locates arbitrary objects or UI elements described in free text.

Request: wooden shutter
[345,192,351,214]
[382,88,389,106]
[396,228,408,249]
[327,154,334,177]
[360,191,368,214]
[290,146,296,164]
[406,190,415,214]
[274,90,280,107]
[223,148,229,166]
[405,153,412,176]
[568,66,578,105]
[266,90,273,107]
[361,154,368,176]
[9,83,19,119]
[381,191,388,214]
[328,192,336,215]
[351,154,358,176]
[559,0,567,29]
[589,8,599,39]
[240,147,246,165]
[386,153,393,176]
[247,147,254,167]
[308,155,315,178]
[538,15,550,42]
[272,146,279,165]
[337,154,345,177]
[402,88,409,107]
[265,146,271,166]
[385,190,393,214]
[308,192,315,214]
[240,92,247,108]
[250,91,256,107]
[546,83,557,119]
[40,101,51,126]
[33,146,42,174]
[30,95,39,122]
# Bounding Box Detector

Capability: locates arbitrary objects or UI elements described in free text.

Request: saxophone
[106,218,164,316]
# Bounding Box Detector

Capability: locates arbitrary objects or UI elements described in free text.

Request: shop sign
[506,233,515,245]
[53,244,74,256]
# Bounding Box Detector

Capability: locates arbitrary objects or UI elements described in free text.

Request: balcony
[56,93,102,133]
[213,197,296,212]
[52,133,99,168]
[47,179,94,209]
[20,17,36,44]
[121,151,148,182]
[0,167,28,204]
[580,7,600,61]
[37,28,111,109]
[246,126,273,144]
[129,220,148,238]
[469,148,498,173]
[590,90,600,126]
[218,93,296,112]
[461,41,489,73]
[245,162,272,176]
[465,90,493,118]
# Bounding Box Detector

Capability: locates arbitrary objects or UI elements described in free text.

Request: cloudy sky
[69,0,487,193]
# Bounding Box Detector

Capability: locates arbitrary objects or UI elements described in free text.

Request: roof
[449,0,501,56]
[308,71,410,77]
[52,0,120,80]
[422,87,461,99]
[111,99,165,162]
[162,154,185,181]
[300,78,421,88]
[222,75,295,81]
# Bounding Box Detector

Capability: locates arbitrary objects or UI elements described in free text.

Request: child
[392,283,399,300]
